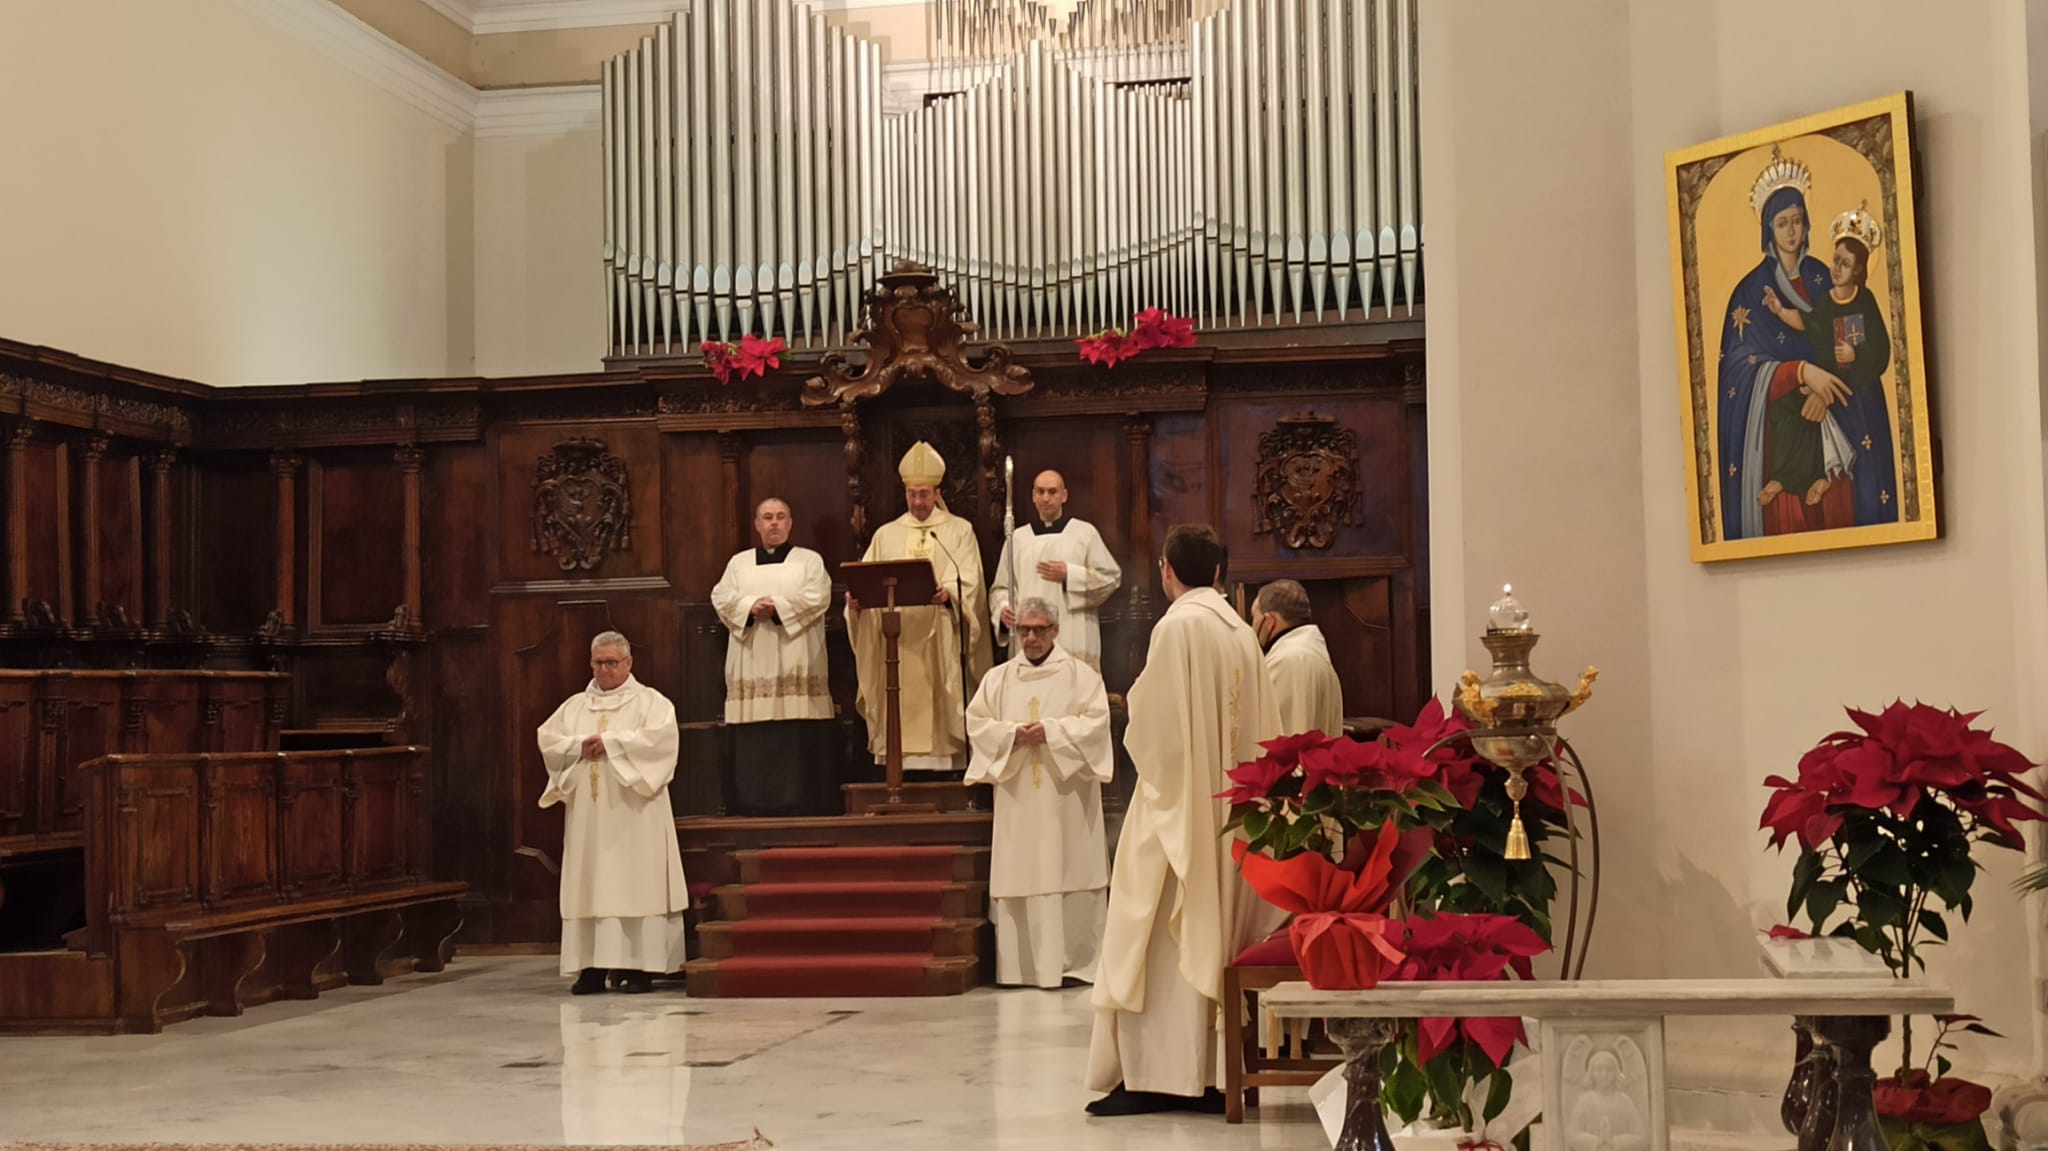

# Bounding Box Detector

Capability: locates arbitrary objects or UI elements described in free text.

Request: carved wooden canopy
[802,262,1035,408]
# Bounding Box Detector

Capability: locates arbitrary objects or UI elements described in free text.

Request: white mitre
[899,440,946,487]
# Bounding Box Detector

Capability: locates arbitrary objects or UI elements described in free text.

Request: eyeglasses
[1016,624,1056,637]
[591,658,627,670]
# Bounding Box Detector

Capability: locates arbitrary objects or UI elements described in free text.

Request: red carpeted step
[748,845,966,884]
[707,954,936,997]
[722,916,938,956]
[734,881,952,918]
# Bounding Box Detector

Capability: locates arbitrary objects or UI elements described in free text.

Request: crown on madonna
[1750,145,1814,220]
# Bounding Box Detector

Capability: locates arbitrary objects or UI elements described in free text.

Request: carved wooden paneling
[131,675,203,754]
[1149,412,1214,552]
[424,445,492,630]
[346,752,411,887]
[278,753,348,898]
[202,756,279,908]
[0,679,33,834]
[112,763,201,919]
[496,423,664,586]
[660,433,730,596]
[309,458,406,630]
[196,461,274,634]
[54,678,122,832]
[205,676,277,753]
[94,448,144,625]
[1213,394,1411,572]
[21,439,64,623]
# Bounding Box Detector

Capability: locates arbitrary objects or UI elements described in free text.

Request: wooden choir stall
[0,255,1425,1008]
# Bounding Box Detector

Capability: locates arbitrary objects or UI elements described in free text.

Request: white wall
[0,0,472,385]
[474,128,606,377]
[1427,0,2048,1087]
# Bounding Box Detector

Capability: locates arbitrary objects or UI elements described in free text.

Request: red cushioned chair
[1222,929,1345,1123]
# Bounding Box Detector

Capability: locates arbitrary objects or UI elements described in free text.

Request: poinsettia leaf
[1918,909,1950,941]
[1961,1023,2003,1037]
[1464,853,1510,903]
[1789,851,1824,919]
[1937,1055,1952,1078]
[1858,886,1907,929]
[1242,809,1271,843]
[1425,1053,1467,1117]
[1862,846,1914,888]
[1806,879,1845,928]
[1483,1066,1514,1122]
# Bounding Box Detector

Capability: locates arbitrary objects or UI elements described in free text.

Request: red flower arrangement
[1762,701,2041,1126]
[1378,912,1552,1137]
[1075,307,1196,368]
[699,334,786,384]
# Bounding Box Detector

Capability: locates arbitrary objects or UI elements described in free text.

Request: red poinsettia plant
[699,333,786,384]
[1762,701,2042,1127]
[1379,912,1552,1137]
[1075,307,1196,368]
[1220,729,1452,988]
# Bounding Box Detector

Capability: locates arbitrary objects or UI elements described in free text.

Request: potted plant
[1381,699,1576,1145]
[1761,701,2043,1150]
[1220,730,1447,989]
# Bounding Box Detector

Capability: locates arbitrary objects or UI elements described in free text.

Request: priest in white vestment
[536,631,688,994]
[990,469,1122,670]
[711,497,837,816]
[965,597,1112,989]
[1254,578,1345,739]
[1087,524,1286,1116]
[845,441,994,772]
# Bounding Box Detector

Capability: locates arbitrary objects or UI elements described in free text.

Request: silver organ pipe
[601,0,1423,358]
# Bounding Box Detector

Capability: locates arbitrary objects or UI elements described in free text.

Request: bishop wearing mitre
[845,441,994,771]
[536,631,688,995]
[990,469,1122,669]
[965,597,1112,989]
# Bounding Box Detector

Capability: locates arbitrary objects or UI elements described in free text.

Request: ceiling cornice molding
[232,0,478,132]
[417,0,481,32]
[474,85,603,136]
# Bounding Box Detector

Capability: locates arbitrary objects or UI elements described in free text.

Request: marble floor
[0,956,1324,1150]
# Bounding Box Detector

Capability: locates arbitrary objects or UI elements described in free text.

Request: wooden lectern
[841,559,943,814]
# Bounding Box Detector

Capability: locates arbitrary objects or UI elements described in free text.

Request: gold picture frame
[1666,92,1936,563]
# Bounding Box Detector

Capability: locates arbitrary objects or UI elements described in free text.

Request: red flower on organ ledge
[699,334,786,384]
[1075,308,1195,369]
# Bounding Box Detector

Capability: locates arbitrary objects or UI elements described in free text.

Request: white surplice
[965,644,1113,988]
[709,545,834,723]
[1265,623,1346,739]
[1087,588,1286,1096]
[989,517,1123,670]
[536,676,689,975]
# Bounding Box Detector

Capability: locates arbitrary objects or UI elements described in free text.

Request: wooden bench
[1265,977,1951,1151]
[0,746,465,1034]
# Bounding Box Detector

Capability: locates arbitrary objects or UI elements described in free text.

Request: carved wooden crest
[1252,413,1362,549]
[802,262,1035,407]
[532,439,632,571]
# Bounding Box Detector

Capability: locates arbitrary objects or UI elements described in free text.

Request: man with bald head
[711,497,836,814]
[991,469,1122,670]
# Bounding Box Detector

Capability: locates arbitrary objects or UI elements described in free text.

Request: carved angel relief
[532,439,632,572]
[1251,412,1363,549]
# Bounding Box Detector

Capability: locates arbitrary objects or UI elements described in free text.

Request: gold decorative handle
[1457,669,1499,725]
[1564,667,1600,715]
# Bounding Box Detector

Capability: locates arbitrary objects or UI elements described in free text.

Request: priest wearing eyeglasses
[965,597,1113,989]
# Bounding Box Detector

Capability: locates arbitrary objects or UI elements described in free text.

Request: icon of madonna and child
[1717,147,1898,543]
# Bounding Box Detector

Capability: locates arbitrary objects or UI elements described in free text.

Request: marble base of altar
[1264,979,1953,1151]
